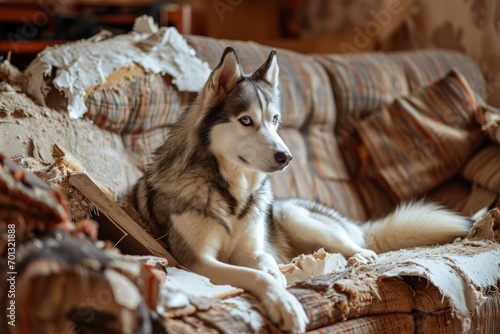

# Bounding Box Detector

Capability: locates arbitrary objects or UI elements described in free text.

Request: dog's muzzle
[275,151,293,168]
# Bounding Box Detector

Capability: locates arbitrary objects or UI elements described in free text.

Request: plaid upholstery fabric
[314,50,487,213]
[270,130,365,218]
[121,127,171,170]
[315,53,408,185]
[315,53,410,134]
[290,272,414,330]
[428,176,474,214]
[316,50,486,174]
[86,74,195,134]
[414,309,460,334]
[390,49,486,97]
[10,232,164,334]
[405,277,451,312]
[306,314,415,334]
[162,286,412,333]
[415,291,500,334]
[354,177,397,219]
[357,70,484,200]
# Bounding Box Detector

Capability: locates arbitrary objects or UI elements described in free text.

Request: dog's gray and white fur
[133,47,471,332]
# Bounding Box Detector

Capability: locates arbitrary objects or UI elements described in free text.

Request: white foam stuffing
[23,16,211,119]
[280,248,347,285]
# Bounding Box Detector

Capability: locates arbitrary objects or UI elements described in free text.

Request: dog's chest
[216,174,272,257]
[230,173,270,218]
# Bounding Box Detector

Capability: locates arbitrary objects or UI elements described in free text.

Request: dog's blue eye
[239,116,253,126]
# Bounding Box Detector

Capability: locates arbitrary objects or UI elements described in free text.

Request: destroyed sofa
[2,26,500,333]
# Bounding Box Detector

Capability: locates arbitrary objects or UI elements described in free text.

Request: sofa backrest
[186,37,486,219]
[84,35,486,220]
[316,50,486,178]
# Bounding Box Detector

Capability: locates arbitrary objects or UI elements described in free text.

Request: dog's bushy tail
[361,201,472,253]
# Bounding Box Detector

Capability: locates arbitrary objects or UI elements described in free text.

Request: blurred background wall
[1,0,498,106]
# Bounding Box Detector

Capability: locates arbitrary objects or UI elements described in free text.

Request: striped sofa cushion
[357,69,484,201]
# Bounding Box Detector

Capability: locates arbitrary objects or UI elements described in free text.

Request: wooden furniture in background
[0,0,193,68]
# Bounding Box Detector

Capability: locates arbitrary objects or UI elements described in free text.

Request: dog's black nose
[275,151,293,167]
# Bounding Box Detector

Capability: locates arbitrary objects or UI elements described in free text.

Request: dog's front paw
[347,249,378,266]
[263,267,287,288]
[254,253,288,288]
[261,287,309,333]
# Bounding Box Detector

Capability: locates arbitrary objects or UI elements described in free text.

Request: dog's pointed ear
[252,49,279,88]
[207,46,241,95]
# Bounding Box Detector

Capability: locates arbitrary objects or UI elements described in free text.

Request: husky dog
[133,47,471,332]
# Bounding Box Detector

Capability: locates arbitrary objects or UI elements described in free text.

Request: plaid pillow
[358,69,484,201]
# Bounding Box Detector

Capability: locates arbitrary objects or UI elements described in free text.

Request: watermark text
[6,223,16,327]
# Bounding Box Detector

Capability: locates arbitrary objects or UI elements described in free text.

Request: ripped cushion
[358,69,484,201]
